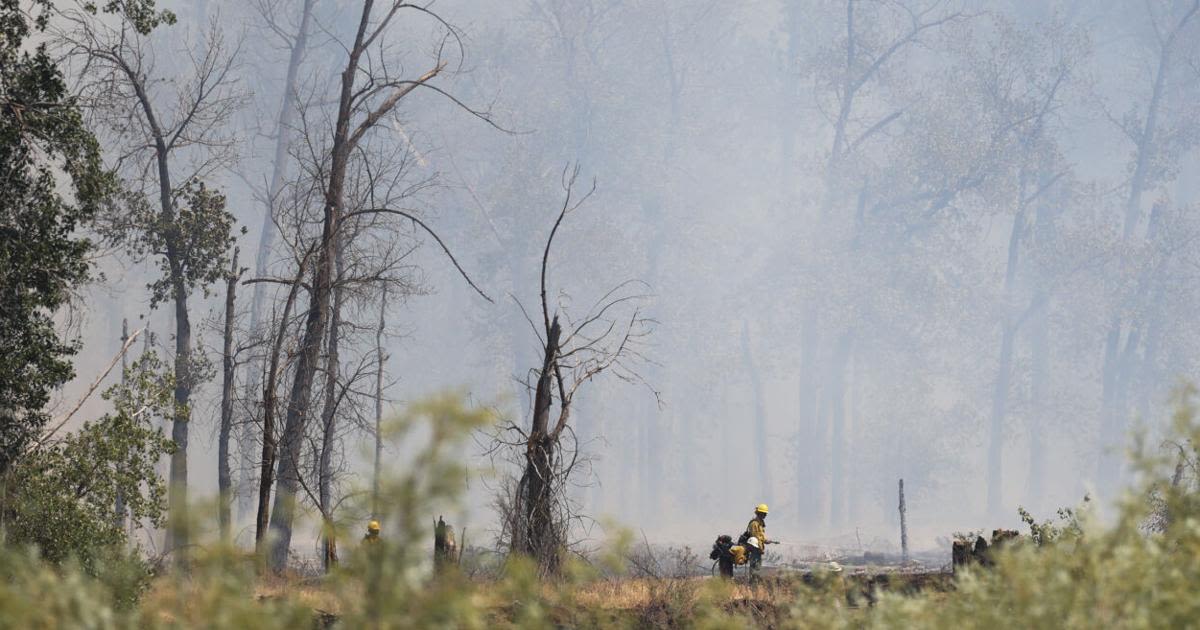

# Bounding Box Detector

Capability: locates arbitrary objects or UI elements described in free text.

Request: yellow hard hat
[368,520,381,532]
[756,504,769,514]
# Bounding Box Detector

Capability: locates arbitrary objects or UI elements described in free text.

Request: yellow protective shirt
[746,517,768,545]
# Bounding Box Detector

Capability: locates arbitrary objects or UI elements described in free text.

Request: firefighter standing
[744,504,771,577]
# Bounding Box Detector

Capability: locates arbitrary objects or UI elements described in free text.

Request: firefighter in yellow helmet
[742,504,771,578]
[363,520,381,544]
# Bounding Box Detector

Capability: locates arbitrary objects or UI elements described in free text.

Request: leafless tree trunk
[372,286,387,519]
[740,320,771,505]
[218,248,241,540]
[501,167,654,576]
[987,198,1022,517]
[240,0,317,521]
[898,478,908,564]
[266,0,495,572]
[317,242,345,572]
[796,306,821,528]
[265,1,368,572]
[254,258,308,551]
[829,331,853,529]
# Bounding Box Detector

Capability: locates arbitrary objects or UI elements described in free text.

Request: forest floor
[146,564,953,628]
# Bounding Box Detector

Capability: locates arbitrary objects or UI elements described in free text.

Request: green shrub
[0,389,1197,628]
[1,353,172,574]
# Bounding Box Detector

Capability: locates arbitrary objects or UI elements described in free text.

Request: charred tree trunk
[518,317,561,570]
[218,248,239,540]
[434,516,457,574]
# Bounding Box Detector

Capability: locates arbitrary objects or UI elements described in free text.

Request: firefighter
[743,504,771,577]
[363,519,381,544]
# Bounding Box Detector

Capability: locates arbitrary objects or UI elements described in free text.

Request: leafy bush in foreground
[0,389,1197,628]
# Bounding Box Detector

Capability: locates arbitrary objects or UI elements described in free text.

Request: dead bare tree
[262,0,501,573]
[494,165,656,576]
[217,248,244,540]
[238,0,319,522]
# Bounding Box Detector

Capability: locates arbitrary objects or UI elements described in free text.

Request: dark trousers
[718,557,734,578]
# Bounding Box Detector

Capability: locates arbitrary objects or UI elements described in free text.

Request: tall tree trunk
[1026,163,1060,510]
[1097,325,1140,492]
[267,2,372,572]
[148,130,193,557]
[828,331,853,529]
[372,286,387,519]
[518,317,561,571]
[114,318,129,532]
[796,306,821,529]
[987,322,1015,518]
[318,243,344,572]
[167,274,192,555]
[1099,2,1197,495]
[847,352,862,526]
[779,1,805,183]
[988,194,1028,518]
[254,265,305,551]
[740,320,772,504]
[1121,19,1175,241]
[218,248,239,541]
[240,0,316,522]
[1026,290,1049,510]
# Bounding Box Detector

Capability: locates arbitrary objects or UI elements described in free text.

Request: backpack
[709,534,734,560]
[738,518,760,546]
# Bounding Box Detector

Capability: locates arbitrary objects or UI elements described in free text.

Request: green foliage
[2,353,173,573]
[0,0,114,475]
[1018,501,1086,547]
[325,392,495,627]
[115,180,241,308]
[79,1,175,34]
[0,388,1197,628]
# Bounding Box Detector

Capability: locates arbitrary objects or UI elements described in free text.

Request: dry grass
[568,577,794,609]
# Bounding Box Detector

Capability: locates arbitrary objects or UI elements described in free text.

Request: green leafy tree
[2,352,173,571]
[53,0,242,554]
[0,0,114,475]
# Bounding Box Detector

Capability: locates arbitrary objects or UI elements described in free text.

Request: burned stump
[952,529,1021,574]
[434,515,457,573]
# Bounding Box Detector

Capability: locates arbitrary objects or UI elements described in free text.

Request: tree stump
[434,516,457,574]
[952,529,1023,574]
[951,539,973,574]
